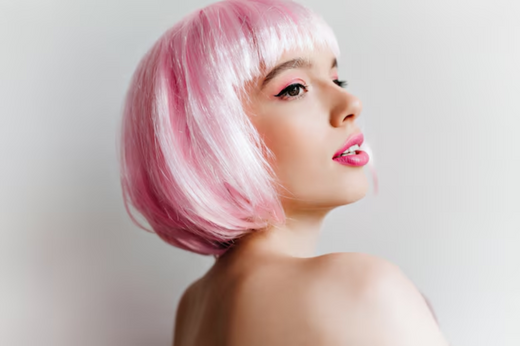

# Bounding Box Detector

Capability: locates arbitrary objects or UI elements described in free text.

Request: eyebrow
[261,57,338,90]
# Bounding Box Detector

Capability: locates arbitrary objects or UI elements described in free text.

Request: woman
[118,0,449,345]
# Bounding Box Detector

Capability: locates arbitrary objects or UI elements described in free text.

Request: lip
[333,132,364,159]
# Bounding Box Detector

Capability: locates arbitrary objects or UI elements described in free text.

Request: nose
[329,87,363,128]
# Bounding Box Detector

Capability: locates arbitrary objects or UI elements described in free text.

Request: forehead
[273,47,337,71]
[258,47,337,83]
[282,45,334,59]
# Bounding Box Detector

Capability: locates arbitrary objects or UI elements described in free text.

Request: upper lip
[333,132,364,159]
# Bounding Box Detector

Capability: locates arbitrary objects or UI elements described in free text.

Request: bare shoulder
[230,252,449,346]
[309,251,397,286]
[308,252,449,345]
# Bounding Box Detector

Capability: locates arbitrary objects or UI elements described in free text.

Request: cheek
[248,98,329,181]
[258,116,326,177]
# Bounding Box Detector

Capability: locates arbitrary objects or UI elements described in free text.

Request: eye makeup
[274,82,308,100]
[273,78,348,101]
[333,79,347,88]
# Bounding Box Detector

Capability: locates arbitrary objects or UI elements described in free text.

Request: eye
[333,79,348,88]
[274,83,308,100]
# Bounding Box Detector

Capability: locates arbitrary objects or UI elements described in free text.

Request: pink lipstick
[332,132,370,167]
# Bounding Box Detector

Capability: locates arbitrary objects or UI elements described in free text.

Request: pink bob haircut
[118,0,377,258]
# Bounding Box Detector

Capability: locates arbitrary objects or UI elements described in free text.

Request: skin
[172,47,450,346]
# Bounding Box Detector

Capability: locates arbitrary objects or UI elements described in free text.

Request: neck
[221,207,330,260]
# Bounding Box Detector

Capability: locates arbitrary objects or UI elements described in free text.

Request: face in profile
[244,47,369,215]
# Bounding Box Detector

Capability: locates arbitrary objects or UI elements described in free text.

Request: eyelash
[334,79,348,88]
[274,79,348,100]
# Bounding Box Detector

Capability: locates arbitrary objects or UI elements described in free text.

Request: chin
[341,173,369,205]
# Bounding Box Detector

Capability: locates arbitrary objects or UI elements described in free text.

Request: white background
[1,0,519,345]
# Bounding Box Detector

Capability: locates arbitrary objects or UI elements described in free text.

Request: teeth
[340,144,360,156]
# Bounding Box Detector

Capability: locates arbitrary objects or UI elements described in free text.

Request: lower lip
[333,150,370,167]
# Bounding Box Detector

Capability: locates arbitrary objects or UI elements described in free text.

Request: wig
[118,0,375,257]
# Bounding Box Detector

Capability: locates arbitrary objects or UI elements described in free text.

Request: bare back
[173,252,446,346]
[173,251,318,346]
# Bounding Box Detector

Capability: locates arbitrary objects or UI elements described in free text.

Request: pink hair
[117,0,355,257]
